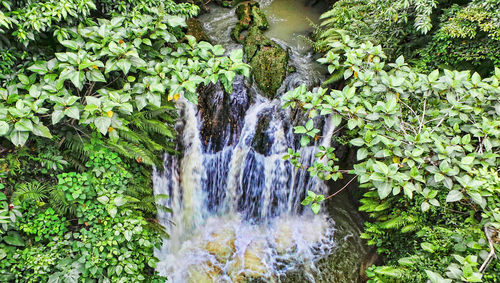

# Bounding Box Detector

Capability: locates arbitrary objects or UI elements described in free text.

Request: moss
[215,0,246,7]
[186,18,210,43]
[244,27,288,98]
[231,2,289,98]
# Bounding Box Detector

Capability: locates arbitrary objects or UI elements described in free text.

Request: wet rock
[229,241,268,280]
[186,18,211,43]
[198,78,252,152]
[245,27,288,98]
[187,261,222,283]
[273,222,295,254]
[231,2,288,98]
[215,0,246,7]
[205,228,237,263]
[251,113,272,155]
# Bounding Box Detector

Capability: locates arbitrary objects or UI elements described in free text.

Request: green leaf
[230,49,243,62]
[94,117,111,135]
[114,196,127,207]
[421,201,430,212]
[294,126,307,134]
[0,121,10,135]
[70,71,85,90]
[32,123,52,138]
[305,119,314,131]
[107,206,117,218]
[213,45,225,56]
[52,110,65,124]
[64,106,80,119]
[124,230,133,241]
[331,114,342,127]
[311,203,321,214]
[421,242,436,253]
[87,69,106,82]
[10,130,29,146]
[376,182,391,199]
[461,156,474,165]
[357,148,368,160]
[28,61,48,74]
[18,74,29,85]
[372,161,389,175]
[97,196,109,204]
[300,135,310,146]
[350,138,364,147]
[446,190,463,202]
[117,59,132,75]
[425,270,451,283]
[14,119,33,132]
[4,232,25,246]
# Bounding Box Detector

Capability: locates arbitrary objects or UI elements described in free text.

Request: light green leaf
[10,130,29,146]
[94,117,111,135]
[64,106,80,120]
[446,190,463,202]
[97,196,109,204]
[0,121,10,135]
[32,123,52,138]
[461,156,474,165]
[14,119,33,132]
[52,110,65,124]
[421,242,436,253]
[311,203,321,214]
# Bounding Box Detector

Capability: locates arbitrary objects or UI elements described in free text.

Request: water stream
[153,1,368,282]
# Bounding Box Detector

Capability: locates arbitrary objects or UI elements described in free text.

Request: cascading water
[152,1,361,282]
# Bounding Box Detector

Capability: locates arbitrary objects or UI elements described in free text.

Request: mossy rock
[244,27,288,98]
[231,2,288,98]
[215,0,246,7]
[186,18,210,43]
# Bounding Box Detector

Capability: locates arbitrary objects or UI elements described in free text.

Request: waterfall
[152,1,339,282]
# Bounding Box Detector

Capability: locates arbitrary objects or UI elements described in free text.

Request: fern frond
[12,181,50,203]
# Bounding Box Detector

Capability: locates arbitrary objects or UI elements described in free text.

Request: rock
[228,241,268,280]
[186,18,210,43]
[204,228,236,263]
[215,0,246,8]
[187,261,222,283]
[245,27,288,97]
[273,222,295,254]
[251,112,272,155]
[231,2,288,98]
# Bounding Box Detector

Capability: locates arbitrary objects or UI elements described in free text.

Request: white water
[152,1,340,282]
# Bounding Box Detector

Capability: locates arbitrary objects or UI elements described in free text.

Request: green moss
[215,0,246,8]
[232,2,289,98]
[186,18,210,43]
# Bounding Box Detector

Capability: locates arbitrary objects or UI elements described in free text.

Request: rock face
[231,1,289,99]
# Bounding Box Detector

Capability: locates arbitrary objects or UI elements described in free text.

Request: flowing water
[153,1,368,282]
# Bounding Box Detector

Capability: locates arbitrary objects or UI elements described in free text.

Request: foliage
[284,36,500,282]
[1,143,166,282]
[0,0,250,281]
[316,0,499,77]
[0,1,248,166]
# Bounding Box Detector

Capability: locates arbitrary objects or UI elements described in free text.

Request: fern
[12,181,49,203]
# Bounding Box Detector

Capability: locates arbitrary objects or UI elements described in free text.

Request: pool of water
[260,0,328,51]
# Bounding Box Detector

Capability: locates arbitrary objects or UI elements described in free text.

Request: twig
[324,175,357,200]
[418,99,426,134]
[479,226,497,273]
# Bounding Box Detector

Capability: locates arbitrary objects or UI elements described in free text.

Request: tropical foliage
[315,0,499,76]
[285,34,500,282]
[0,0,248,281]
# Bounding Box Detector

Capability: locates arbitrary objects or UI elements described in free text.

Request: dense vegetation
[0,0,248,281]
[287,0,500,282]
